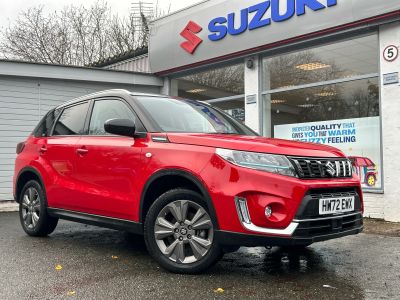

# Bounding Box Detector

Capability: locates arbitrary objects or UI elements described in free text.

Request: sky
[0,0,202,29]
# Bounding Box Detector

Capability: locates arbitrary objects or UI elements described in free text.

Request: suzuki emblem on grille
[325,161,337,177]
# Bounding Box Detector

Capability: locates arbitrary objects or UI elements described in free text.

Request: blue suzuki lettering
[271,0,295,22]
[208,17,228,41]
[208,0,338,42]
[227,9,249,35]
[296,0,326,16]
[327,0,338,7]
[248,1,271,31]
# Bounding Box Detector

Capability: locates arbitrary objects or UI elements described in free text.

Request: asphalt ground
[0,212,399,300]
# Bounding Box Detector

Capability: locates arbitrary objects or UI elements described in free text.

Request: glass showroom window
[262,34,382,192]
[177,63,245,122]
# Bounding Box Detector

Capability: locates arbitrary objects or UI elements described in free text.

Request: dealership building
[1,0,400,222]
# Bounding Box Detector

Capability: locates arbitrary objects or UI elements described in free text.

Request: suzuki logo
[180,21,203,54]
[208,0,338,41]
[325,161,337,177]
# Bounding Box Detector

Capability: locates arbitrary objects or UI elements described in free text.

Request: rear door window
[53,102,89,136]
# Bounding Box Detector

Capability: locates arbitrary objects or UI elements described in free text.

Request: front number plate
[319,196,355,215]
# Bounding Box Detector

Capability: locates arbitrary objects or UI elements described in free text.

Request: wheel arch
[139,169,219,229]
[15,167,45,203]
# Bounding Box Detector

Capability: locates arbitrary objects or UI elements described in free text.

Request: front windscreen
[136,97,256,135]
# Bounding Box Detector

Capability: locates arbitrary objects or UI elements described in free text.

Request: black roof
[88,47,148,68]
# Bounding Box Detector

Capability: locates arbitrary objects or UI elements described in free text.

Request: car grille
[288,157,353,179]
[309,190,358,200]
[293,213,363,238]
[295,188,361,219]
[293,188,363,238]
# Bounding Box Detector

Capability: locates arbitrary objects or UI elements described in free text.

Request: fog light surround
[235,197,251,224]
[265,206,273,218]
[234,196,299,236]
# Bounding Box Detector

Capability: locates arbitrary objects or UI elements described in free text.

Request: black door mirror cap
[104,118,136,138]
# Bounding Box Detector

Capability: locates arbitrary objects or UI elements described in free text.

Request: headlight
[216,148,297,177]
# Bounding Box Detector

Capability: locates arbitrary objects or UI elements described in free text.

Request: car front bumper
[216,213,363,247]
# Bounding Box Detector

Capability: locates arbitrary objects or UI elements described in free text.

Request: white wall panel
[378,23,400,222]
[0,66,161,201]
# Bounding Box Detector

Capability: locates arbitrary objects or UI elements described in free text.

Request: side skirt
[47,208,143,234]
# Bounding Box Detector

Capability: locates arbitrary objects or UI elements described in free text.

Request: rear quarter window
[33,109,62,137]
[53,102,89,136]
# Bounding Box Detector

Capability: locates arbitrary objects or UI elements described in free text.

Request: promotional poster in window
[274,117,382,191]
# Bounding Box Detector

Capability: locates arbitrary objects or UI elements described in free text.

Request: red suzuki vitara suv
[14,90,363,273]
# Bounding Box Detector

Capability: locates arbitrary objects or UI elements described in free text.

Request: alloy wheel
[154,200,214,264]
[21,187,41,230]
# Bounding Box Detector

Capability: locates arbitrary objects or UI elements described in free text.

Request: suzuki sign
[207,0,337,42]
[150,0,400,73]
[180,0,337,54]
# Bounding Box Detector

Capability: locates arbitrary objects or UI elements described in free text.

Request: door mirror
[104,119,136,137]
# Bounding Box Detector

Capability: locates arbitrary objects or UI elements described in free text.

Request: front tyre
[19,180,58,237]
[144,189,222,274]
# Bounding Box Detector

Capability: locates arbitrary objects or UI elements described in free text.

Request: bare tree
[351,82,379,118]
[0,1,158,66]
[183,65,245,95]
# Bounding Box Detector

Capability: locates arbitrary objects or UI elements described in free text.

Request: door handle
[39,146,47,154]
[76,148,89,156]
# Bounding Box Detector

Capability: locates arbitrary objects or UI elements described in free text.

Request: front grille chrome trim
[293,212,362,223]
[288,156,353,179]
[234,197,298,236]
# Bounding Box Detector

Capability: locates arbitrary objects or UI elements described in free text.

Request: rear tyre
[144,189,222,274]
[19,180,58,237]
